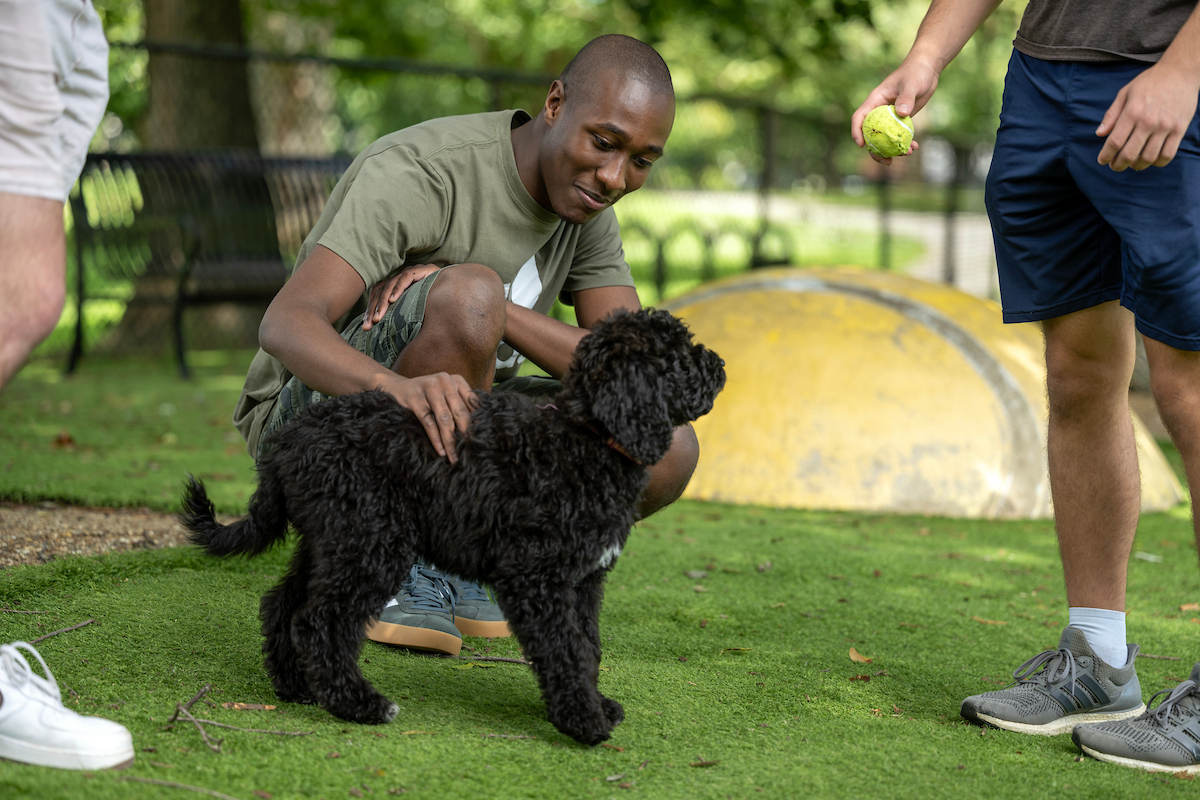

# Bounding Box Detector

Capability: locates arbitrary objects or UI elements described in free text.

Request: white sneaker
[0,641,134,770]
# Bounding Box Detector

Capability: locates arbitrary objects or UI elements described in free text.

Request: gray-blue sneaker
[1074,662,1200,773]
[960,627,1145,735]
[449,577,511,639]
[366,565,462,655]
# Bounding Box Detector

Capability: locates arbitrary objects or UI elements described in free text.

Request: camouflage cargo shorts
[257,269,559,462]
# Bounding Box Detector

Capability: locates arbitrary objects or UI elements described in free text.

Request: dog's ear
[561,308,678,466]
[590,359,676,466]
[671,342,726,422]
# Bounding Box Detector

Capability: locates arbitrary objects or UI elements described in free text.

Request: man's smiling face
[539,76,675,224]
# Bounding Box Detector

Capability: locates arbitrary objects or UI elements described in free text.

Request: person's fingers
[1134,130,1168,171]
[1112,121,1150,172]
[1096,86,1128,138]
[1155,130,1183,167]
[1097,113,1136,168]
[428,390,462,464]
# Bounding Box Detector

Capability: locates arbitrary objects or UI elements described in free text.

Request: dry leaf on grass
[1181,603,1200,612]
[690,759,719,768]
[401,730,436,735]
[849,647,872,664]
[972,616,1008,626]
[222,702,275,711]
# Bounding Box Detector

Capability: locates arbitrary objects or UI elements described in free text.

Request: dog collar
[539,403,642,466]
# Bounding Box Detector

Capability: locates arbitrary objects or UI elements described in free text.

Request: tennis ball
[862,105,914,158]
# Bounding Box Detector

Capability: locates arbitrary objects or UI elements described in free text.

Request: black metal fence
[65,40,996,357]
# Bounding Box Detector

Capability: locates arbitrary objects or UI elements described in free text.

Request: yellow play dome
[666,267,1182,518]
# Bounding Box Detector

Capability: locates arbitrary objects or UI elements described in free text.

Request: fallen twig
[177,705,223,753]
[168,685,214,724]
[189,718,313,736]
[1138,654,1183,661]
[30,619,93,643]
[0,608,47,614]
[482,733,536,739]
[120,776,241,800]
[448,654,530,665]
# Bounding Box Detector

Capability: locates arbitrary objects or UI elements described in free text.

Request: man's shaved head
[559,34,674,109]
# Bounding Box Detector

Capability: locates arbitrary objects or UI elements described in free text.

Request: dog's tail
[180,471,289,558]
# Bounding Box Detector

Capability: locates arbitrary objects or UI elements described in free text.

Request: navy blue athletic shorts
[985,50,1200,350]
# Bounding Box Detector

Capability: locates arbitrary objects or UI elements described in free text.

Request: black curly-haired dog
[181,308,725,745]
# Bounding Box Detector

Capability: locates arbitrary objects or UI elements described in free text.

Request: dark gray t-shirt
[1015,0,1196,63]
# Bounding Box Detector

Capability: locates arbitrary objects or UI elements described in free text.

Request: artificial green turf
[5,357,1200,798]
[2,502,1200,798]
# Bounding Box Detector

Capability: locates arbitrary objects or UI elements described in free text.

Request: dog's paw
[549,707,613,746]
[383,702,400,723]
[600,695,624,726]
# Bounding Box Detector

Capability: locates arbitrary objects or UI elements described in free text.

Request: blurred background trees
[93,0,1026,186]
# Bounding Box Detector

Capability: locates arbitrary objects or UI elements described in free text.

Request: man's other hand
[1097,62,1200,172]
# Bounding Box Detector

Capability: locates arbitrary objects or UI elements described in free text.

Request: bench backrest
[72,152,354,284]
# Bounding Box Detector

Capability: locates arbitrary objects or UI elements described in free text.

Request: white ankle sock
[1068,607,1128,666]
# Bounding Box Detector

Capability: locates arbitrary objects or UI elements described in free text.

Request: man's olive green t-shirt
[232,109,634,452]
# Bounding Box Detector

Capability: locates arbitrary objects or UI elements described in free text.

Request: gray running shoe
[1073,663,1200,773]
[449,577,511,639]
[365,565,462,655]
[960,627,1145,735]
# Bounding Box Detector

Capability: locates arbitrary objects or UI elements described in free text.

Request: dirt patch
[0,502,191,568]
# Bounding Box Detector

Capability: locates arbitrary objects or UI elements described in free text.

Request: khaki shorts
[0,0,109,202]
[257,270,559,461]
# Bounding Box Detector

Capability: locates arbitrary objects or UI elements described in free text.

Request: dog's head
[560,308,726,466]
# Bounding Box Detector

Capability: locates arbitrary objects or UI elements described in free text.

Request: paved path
[643,190,1000,299]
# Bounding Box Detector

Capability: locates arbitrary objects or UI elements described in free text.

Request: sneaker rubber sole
[453,618,511,638]
[365,620,462,656]
[1076,741,1200,774]
[968,703,1145,736]
[0,733,134,770]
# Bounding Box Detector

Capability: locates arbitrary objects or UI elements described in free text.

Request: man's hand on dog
[362,264,441,331]
[379,371,477,463]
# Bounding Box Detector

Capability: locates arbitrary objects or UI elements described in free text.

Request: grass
[4,358,1200,798]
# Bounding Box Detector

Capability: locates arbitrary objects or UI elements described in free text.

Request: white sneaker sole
[976,704,1146,736]
[0,732,134,770]
[1080,743,1200,773]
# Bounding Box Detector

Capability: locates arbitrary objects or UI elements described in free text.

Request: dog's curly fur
[180,308,725,745]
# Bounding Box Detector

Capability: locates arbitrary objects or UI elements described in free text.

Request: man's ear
[543,80,566,127]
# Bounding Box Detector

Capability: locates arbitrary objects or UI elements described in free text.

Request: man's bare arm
[502,285,642,378]
[850,0,1004,164]
[259,244,475,461]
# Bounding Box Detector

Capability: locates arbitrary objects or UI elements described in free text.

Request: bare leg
[1143,337,1200,560]
[393,263,505,389]
[1043,301,1139,611]
[638,423,699,519]
[0,193,66,393]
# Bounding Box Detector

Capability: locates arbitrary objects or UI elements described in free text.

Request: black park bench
[68,151,352,376]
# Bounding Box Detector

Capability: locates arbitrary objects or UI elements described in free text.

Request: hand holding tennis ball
[862,105,914,158]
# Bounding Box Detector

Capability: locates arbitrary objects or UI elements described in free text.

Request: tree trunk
[139,0,259,151]
[103,0,269,358]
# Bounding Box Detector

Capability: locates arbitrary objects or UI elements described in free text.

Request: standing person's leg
[959,52,1148,734]
[0,0,131,772]
[1043,302,1140,623]
[1072,341,1200,771]
[0,193,66,391]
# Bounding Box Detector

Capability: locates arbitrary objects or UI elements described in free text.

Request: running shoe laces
[1013,647,1079,694]
[402,565,459,614]
[1142,678,1200,729]
[1,641,63,706]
